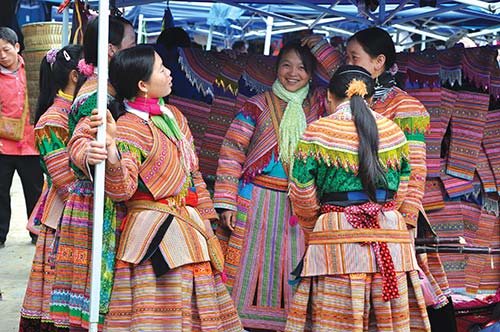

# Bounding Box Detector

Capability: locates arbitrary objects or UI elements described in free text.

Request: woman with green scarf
[213,39,327,331]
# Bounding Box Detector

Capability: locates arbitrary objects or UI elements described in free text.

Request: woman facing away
[285,64,431,332]
[303,27,451,312]
[213,39,328,331]
[19,44,85,332]
[49,15,135,330]
[84,44,243,331]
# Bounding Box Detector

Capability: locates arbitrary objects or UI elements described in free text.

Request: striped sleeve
[289,154,320,236]
[36,124,76,200]
[67,116,95,179]
[392,98,430,227]
[213,107,257,211]
[310,39,343,78]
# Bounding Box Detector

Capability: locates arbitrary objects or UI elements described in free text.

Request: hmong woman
[84,45,242,331]
[19,44,85,332]
[303,27,451,311]
[285,65,431,332]
[213,39,327,331]
[49,15,135,330]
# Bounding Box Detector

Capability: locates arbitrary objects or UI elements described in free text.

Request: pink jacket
[0,56,37,155]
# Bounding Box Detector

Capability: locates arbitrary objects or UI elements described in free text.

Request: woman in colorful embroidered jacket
[19,44,85,332]
[303,27,452,312]
[213,39,327,331]
[285,65,431,332]
[83,45,243,331]
[49,15,135,330]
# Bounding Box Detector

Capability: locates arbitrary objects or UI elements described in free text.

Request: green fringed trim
[392,115,430,135]
[215,76,239,96]
[68,93,98,136]
[295,140,408,173]
[116,141,147,162]
[37,128,66,156]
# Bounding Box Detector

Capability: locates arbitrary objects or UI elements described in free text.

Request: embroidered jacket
[30,95,77,229]
[104,105,217,267]
[213,89,327,210]
[311,39,430,227]
[289,103,414,275]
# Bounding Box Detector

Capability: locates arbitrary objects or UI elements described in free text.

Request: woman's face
[142,52,172,99]
[346,39,381,78]
[276,50,311,92]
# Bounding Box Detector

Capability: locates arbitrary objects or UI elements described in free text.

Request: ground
[0,172,37,331]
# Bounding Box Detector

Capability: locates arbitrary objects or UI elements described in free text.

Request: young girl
[85,45,243,331]
[19,44,85,332]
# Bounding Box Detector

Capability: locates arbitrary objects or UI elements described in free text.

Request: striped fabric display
[242,55,276,93]
[440,172,474,198]
[462,201,482,246]
[490,57,500,99]
[199,95,241,179]
[483,110,500,194]
[439,45,464,87]
[463,46,496,91]
[466,210,500,296]
[407,51,440,88]
[477,144,497,193]
[178,47,223,98]
[168,95,210,153]
[408,87,442,177]
[445,91,489,180]
[427,201,467,293]
[422,178,445,211]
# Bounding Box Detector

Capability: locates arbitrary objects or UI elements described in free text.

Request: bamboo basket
[21,22,70,123]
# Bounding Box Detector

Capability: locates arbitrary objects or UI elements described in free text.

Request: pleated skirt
[104,260,243,331]
[285,271,431,332]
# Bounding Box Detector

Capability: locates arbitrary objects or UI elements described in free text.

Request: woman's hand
[89,109,117,148]
[301,34,325,49]
[85,140,108,165]
[220,210,237,231]
[87,109,118,165]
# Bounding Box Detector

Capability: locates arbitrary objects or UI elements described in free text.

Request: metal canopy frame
[48,1,500,50]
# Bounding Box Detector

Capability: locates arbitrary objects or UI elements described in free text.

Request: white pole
[137,14,144,44]
[88,1,109,331]
[62,7,69,46]
[264,16,274,55]
[206,24,213,51]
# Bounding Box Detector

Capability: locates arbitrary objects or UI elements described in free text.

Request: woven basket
[21,22,70,123]
[22,22,68,50]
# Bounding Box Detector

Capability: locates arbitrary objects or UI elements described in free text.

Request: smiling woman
[212,39,328,331]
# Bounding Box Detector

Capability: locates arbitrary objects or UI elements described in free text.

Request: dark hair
[348,27,396,71]
[35,44,86,124]
[0,26,18,45]
[329,65,387,201]
[232,40,247,51]
[83,15,133,66]
[108,45,156,117]
[156,27,191,49]
[275,38,316,77]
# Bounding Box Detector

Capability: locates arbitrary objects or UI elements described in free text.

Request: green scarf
[272,80,309,165]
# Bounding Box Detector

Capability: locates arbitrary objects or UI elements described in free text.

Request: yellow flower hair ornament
[346,79,368,99]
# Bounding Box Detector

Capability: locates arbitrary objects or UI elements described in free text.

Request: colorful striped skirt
[223,183,305,331]
[104,260,243,331]
[285,271,431,332]
[19,225,62,332]
[49,181,121,330]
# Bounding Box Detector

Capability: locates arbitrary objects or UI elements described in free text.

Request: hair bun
[346,79,368,98]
